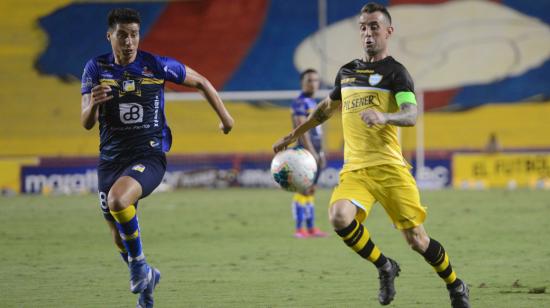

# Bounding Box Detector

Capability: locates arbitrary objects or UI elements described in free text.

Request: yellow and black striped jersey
[329,56,416,172]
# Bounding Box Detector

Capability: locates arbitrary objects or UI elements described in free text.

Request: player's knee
[329,201,355,229]
[107,193,131,211]
[404,229,429,253]
[407,238,425,253]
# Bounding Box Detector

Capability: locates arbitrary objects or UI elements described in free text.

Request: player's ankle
[379,259,392,272]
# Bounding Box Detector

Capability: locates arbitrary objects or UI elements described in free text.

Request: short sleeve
[291,99,308,116]
[329,69,342,101]
[392,65,415,94]
[159,56,187,84]
[393,65,417,106]
[81,59,99,94]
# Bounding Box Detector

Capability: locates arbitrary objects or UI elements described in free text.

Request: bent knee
[107,177,142,211]
[407,237,427,253]
[107,193,133,211]
[404,230,430,253]
[329,201,356,229]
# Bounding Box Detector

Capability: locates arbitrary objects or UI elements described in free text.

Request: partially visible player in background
[290,69,328,238]
[80,8,233,308]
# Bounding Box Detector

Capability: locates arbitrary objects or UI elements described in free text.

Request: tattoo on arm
[313,108,328,123]
[311,97,341,124]
[386,103,417,127]
[294,98,338,140]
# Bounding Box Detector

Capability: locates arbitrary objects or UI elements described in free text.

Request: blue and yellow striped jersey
[291,92,323,153]
[81,50,186,162]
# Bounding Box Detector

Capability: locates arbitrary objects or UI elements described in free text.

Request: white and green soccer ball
[271,148,317,193]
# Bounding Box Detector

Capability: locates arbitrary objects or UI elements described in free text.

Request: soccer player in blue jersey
[290,69,327,238]
[80,8,234,307]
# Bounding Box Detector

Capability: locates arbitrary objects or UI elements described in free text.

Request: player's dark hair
[360,2,392,25]
[300,68,318,81]
[108,8,141,29]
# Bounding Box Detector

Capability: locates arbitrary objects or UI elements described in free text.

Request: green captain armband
[395,91,417,106]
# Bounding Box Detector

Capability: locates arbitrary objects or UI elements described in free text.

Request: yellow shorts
[329,164,427,230]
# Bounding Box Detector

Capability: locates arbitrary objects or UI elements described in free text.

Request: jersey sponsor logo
[119,103,144,124]
[142,66,154,77]
[132,164,146,173]
[163,66,178,79]
[342,93,380,113]
[341,77,356,84]
[111,124,151,131]
[355,69,374,74]
[98,61,114,69]
[368,73,383,86]
[153,95,160,127]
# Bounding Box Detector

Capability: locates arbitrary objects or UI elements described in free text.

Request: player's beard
[364,41,385,60]
[364,45,377,58]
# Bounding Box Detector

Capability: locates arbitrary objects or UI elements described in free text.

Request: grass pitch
[1,189,549,307]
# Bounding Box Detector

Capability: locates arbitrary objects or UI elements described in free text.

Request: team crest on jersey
[368,73,383,86]
[123,80,136,92]
[132,164,146,173]
[117,71,143,97]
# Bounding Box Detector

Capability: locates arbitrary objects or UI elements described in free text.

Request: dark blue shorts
[97,153,166,221]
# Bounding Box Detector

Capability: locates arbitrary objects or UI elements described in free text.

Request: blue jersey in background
[291,92,323,153]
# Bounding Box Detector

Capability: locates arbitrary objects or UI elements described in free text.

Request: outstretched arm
[360,102,417,127]
[181,66,234,134]
[293,115,317,157]
[273,96,341,153]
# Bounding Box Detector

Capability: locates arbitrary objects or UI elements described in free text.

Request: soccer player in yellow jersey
[274,3,470,307]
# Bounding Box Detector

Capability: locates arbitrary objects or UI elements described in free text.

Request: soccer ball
[271,148,318,192]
